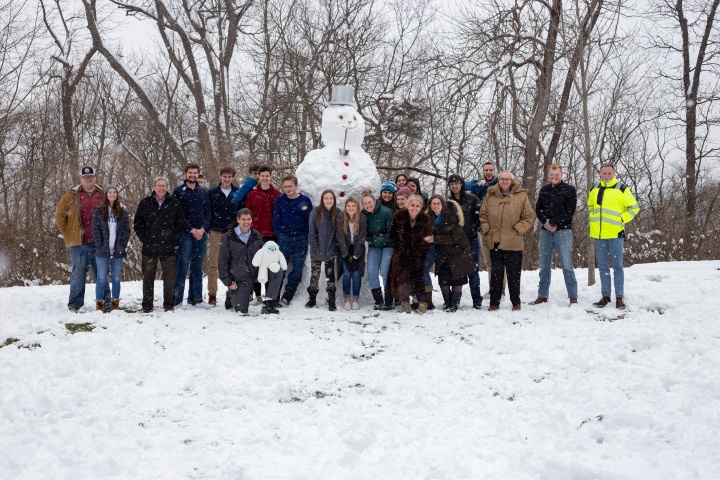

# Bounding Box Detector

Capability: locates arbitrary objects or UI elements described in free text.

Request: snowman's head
[321,104,365,149]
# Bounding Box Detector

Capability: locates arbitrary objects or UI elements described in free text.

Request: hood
[445,199,465,227]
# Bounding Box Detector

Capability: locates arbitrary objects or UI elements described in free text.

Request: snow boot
[208,293,217,306]
[447,292,462,313]
[110,299,120,311]
[381,288,394,310]
[305,287,318,308]
[279,288,295,307]
[530,297,548,305]
[371,288,384,310]
[327,288,337,311]
[262,300,279,314]
[224,291,232,310]
[593,295,611,308]
[616,296,625,310]
[441,291,451,311]
[401,301,411,314]
[95,300,104,311]
[425,286,435,310]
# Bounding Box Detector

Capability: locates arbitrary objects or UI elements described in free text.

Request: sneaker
[344,300,351,311]
[351,301,359,310]
[194,301,213,309]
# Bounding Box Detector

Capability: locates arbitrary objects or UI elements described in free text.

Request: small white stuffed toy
[252,241,288,283]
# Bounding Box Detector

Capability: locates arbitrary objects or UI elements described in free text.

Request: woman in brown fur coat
[389,194,434,313]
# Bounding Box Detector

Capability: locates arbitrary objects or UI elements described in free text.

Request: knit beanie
[380,180,396,194]
[396,186,412,198]
[105,185,118,193]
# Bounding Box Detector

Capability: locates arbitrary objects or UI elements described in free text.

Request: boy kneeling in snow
[218,208,286,314]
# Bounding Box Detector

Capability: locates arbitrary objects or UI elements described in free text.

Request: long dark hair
[100,188,123,221]
[313,189,338,226]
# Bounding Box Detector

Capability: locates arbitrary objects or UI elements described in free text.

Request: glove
[345,255,359,272]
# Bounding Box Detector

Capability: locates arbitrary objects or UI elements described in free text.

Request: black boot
[371,288,384,310]
[441,290,451,311]
[380,288,394,310]
[279,288,295,307]
[262,300,279,314]
[327,288,337,311]
[224,290,232,310]
[305,287,318,308]
[447,291,462,313]
[425,286,435,311]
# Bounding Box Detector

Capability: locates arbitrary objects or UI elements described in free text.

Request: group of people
[54,160,639,315]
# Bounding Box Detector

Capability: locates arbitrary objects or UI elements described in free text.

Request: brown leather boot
[593,296,611,308]
[488,305,499,311]
[616,296,625,310]
[530,297,547,305]
[401,301,411,314]
[110,299,120,311]
[95,300,104,311]
[512,304,521,311]
[569,298,578,306]
[208,293,217,306]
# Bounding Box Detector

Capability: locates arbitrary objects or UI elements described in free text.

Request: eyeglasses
[449,181,461,185]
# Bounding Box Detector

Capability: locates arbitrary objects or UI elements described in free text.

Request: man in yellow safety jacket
[588,163,639,310]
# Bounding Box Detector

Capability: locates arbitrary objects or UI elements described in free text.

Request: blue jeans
[174,232,208,304]
[69,243,109,308]
[468,238,482,305]
[342,260,362,299]
[594,238,624,297]
[95,257,124,300]
[423,245,436,287]
[538,229,578,299]
[278,235,308,293]
[366,247,393,289]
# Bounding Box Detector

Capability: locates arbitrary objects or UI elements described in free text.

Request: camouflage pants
[309,257,336,291]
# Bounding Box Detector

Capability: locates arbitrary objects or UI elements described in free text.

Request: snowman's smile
[339,115,359,130]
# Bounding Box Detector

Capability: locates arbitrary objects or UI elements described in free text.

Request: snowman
[296,85,382,206]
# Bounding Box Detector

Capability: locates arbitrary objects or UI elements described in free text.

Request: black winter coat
[535,181,577,231]
[208,184,239,232]
[433,200,475,279]
[92,207,131,258]
[450,188,482,241]
[336,214,367,277]
[218,226,264,285]
[133,193,186,257]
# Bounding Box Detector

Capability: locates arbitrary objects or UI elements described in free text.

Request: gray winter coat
[309,208,340,261]
[218,225,265,286]
[336,214,367,277]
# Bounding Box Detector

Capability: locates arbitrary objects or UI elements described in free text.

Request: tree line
[0,0,718,287]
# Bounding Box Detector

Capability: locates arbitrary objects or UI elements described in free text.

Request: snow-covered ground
[1,261,719,479]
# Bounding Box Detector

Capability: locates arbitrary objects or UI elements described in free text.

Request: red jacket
[245,185,281,237]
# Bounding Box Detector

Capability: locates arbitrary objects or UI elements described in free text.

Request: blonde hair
[343,196,361,236]
[549,163,562,172]
[407,194,423,207]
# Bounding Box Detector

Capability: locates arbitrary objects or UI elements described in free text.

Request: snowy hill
[1,261,719,479]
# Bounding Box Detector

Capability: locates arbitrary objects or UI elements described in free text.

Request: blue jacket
[173,181,210,232]
[230,177,258,206]
[91,207,131,258]
[208,183,239,232]
[272,193,313,238]
[466,175,498,204]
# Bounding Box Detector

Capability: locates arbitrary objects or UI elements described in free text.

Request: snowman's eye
[339,115,344,120]
[353,116,357,121]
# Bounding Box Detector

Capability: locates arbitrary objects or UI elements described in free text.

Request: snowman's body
[296,104,381,206]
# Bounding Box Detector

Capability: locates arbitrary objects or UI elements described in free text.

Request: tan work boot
[401,301,411,314]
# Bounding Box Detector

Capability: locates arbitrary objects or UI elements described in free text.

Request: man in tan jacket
[55,165,109,312]
[479,171,536,311]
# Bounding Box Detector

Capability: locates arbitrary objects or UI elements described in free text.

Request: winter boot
[224,291,232,310]
[208,293,217,306]
[95,300,104,311]
[401,301,411,314]
[616,296,625,310]
[305,287,319,308]
[381,288,394,311]
[262,300,279,314]
[371,288,384,310]
[425,286,435,310]
[280,289,295,307]
[447,291,462,313]
[417,302,428,314]
[593,295,611,308]
[530,297,548,305]
[327,288,337,311]
[110,299,120,311]
[441,290,451,311]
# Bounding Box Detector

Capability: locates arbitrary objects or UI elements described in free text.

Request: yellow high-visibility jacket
[587,177,639,239]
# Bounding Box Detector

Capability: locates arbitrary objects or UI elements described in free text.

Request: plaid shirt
[79,188,104,243]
